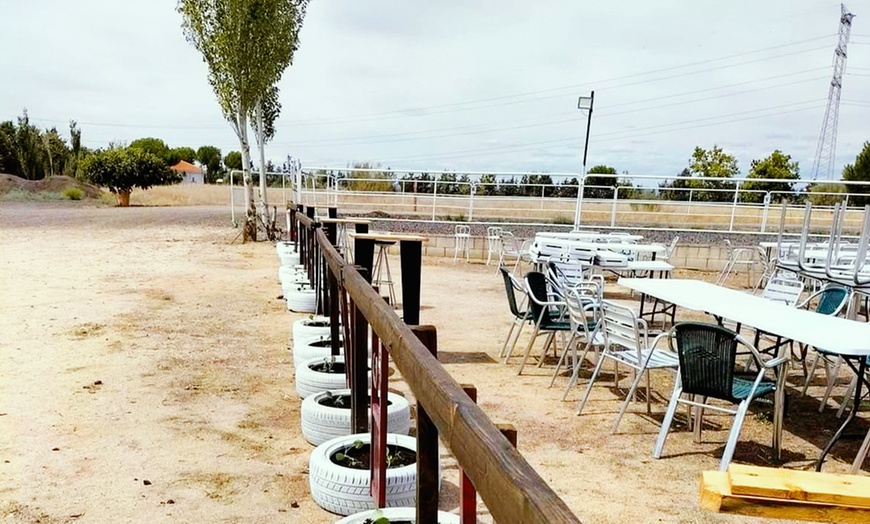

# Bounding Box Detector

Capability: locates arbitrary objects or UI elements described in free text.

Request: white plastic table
[619,277,870,471]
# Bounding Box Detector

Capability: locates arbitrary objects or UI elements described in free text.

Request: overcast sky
[1,1,869,180]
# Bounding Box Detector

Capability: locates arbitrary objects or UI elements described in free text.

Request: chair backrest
[486,226,503,239]
[600,300,644,352]
[565,286,600,336]
[499,266,526,319]
[761,276,804,306]
[547,257,590,289]
[525,271,560,325]
[667,236,679,259]
[815,285,850,316]
[669,322,739,400]
[455,224,470,236]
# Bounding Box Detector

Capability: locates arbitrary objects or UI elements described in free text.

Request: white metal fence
[228,168,870,236]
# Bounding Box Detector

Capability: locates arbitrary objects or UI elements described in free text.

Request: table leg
[400,240,423,326]
[816,357,866,471]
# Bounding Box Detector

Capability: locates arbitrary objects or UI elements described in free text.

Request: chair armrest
[762,355,789,369]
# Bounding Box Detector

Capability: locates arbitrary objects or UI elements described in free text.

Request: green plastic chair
[652,322,787,472]
[516,271,571,375]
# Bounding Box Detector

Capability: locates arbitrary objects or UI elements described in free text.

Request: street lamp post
[573,91,595,230]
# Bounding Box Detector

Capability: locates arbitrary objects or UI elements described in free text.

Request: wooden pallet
[701,464,870,523]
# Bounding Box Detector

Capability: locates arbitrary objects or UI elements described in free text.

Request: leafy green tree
[686,145,738,202]
[807,182,848,206]
[345,162,392,192]
[842,141,870,206]
[741,150,800,203]
[170,146,197,164]
[80,147,180,206]
[224,151,243,171]
[659,168,692,201]
[42,128,69,177]
[584,165,618,199]
[15,111,47,180]
[0,120,21,175]
[129,137,171,164]
[67,120,83,177]
[179,0,310,241]
[557,177,579,198]
[478,173,498,196]
[196,145,224,183]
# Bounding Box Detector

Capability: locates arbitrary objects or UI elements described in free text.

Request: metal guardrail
[291,206,580,524]
[230,168,870,236]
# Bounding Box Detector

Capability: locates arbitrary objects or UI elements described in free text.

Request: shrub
[551,213,573,225]
[64,187,84,200]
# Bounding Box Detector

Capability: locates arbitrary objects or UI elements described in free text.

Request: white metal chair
[516,271,571,375]
[652,322,788,472]
[497,231,531,274]
[453,224,471,263]
[485,226,503,265]
[553,283,605,395]
[716,239,757,288]
[576,300,679,433]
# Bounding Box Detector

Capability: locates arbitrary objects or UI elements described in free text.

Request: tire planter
[292,316,332,343]
[276,241,299,266]
[286,287,317,313]
[279,265,308,287]
[334,507,460,524]
[295,356,370,399]
[309,433,418,516]
[293,336,344,367]
[301,389,411,445]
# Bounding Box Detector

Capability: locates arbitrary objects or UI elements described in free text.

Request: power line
[377,101,826,163]
[280,74,826,148]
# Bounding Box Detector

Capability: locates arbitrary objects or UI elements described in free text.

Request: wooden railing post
[399,239,423,325]
[412,325,439,524]
[354,237,375,282]
[349,268,370,434]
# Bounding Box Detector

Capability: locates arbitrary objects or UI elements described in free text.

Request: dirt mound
[0,173,104,199]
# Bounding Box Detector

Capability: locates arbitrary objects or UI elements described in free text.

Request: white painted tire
[301,389,411,445]
[296,356,370,399]
[279,265,308,286]
[292,316,332,343]
[279,252,301,267]
[334,507,460,524]
[309,433,418,516]
[276,240,297,258]
[286,287,317,313]
[293,336,344,367]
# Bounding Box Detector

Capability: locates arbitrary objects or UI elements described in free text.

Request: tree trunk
[237,113,257,243]
[255,102,269,216]
[116,190,131,207]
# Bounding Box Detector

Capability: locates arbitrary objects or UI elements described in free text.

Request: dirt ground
[1,201,866,524]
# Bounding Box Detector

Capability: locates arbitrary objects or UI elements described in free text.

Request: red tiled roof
[170,160,202,174]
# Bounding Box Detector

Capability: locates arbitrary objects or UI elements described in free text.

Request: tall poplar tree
[178,0,309,241]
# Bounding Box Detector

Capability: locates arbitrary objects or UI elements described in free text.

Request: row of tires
[279,242,449,521]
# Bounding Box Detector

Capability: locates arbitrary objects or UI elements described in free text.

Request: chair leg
[536,332,556,368]
[498,320,518,359]
[693,397,708,444]
[562,338,596,400]
[719,400,751,472]
[836,374,857,419]
[549,332,577,388]
[802,351,822,396]
[652,382,683,459]
[577,354,609,415]
[819,356,843,413]
[612,365,649,434]
[850,426,870,474]
[516,326,542,375]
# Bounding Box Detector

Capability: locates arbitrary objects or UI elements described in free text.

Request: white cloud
[1,0,866,179]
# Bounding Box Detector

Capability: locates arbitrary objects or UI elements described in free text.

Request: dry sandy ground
[1,202,865,524]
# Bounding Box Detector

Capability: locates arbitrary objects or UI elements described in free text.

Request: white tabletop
[536,231,644,241]
[618,278,870,357]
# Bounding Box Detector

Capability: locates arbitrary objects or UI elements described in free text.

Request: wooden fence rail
[294,208,581,524]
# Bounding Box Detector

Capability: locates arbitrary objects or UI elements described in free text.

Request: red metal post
[370,329,387,507]
[459,385,478,524]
